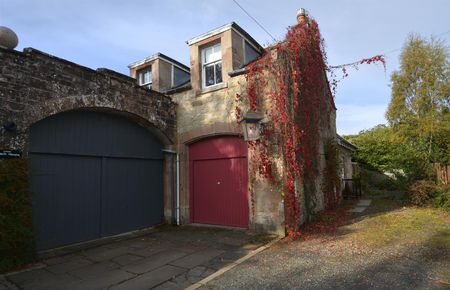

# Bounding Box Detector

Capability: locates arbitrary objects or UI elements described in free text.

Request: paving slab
[43,255,70,266]
[357,199,372,206]
[66,269,135,290]
[10,272,80,290]
[111,254,144,266]
[123,250,188,274]
[68,261,119,279]
[7,269,57,286]
[186,266,216,281]
[0,278,18,290]
[131,245,166,257]
[169,249,225,269]
[163,241,207,254]
[350,206,368,213]
[110,265,186,290]
[45,255,93,274]
[80,245,134,262]
[5,226,275,290]
[105,237,159,250]
[154,266,216,290]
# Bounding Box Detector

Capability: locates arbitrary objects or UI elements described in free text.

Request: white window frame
[201,42,222,88]
[137,67,152,89]
[171,65,174,88]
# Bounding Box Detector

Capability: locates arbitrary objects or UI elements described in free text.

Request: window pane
[204,43,221,63]
[205,64,215,86]
[245,41,260,64]
[215,62,222,84]
[138,69,152,85]
[143,71,152,84]
[173,67,190,87]
[204,46,212,63]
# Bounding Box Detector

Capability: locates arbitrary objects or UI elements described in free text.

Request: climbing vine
[235,16,385,236]
[322,138,341,209]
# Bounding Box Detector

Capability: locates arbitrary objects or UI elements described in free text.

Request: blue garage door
[29,111,164,250]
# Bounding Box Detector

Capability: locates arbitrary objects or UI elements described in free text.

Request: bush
[408,180,450,211]
[345,126,437,185]
[359,166,402,193]
[407,180,437,206]
[0,159,36,273]
[376,177,400,191]
[432,185,450,212]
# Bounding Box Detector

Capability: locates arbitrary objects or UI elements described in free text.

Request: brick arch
[22,94,174,147]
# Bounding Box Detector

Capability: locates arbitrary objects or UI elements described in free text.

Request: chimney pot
[296,8,308,24]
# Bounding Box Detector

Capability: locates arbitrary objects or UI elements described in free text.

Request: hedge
[0,159,36,273]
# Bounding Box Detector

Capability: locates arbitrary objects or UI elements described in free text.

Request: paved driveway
[2,226,274,290]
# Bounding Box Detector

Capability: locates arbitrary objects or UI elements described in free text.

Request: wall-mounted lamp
[240,110,264,141]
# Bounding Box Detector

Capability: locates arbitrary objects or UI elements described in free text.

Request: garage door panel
[190,136,249,228]
[30,111,164,250]
[31,154,101,250]
[189,135,247,161]
[193,158,248,227]
[101,158,163,236]
[30,111,163,159]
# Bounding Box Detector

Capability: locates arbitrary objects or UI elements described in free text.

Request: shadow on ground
[2,226,276,290]
[199,196,450,290]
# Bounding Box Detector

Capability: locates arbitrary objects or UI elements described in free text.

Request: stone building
[337,134,357,181]
[0,11,338,252]
[128,53,190,92]
[0,43,177,250]
[129,18,337,234]
[337,134,359,196]
[169,22,285,233]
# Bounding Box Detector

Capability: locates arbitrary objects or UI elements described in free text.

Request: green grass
[343,199,450,248]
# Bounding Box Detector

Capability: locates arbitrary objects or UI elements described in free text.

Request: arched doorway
[30,110,164,250]
[189,135,249,228]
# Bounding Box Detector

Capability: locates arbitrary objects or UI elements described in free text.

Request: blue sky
[1,0,449,135]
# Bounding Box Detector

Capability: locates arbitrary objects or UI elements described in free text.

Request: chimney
[296,8,308,24]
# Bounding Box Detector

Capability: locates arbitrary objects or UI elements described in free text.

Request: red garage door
[189,136,249,228]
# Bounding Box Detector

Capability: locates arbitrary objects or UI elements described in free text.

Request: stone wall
[0,47,177,151]
[172,74,286,235]
[172,66,337,233]
[340,147,354,180]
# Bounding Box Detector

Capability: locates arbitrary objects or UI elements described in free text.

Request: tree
[386,34,450,163]
[344,125,397,172]
[345,125,432,184]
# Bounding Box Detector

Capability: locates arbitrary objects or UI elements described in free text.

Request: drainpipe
[162,149,180,226]
[176,153,180,225]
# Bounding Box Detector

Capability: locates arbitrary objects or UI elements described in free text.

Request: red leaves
[294,207,351,241]
[329,54,386,94]
[360,54,385,66]
[235,17,339,235]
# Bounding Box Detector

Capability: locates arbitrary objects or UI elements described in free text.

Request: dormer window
[137,67,152,89]
[202,43,222,88]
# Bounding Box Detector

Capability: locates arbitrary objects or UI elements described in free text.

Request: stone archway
[22,94,174,149]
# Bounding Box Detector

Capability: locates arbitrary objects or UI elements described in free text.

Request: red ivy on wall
[236,17,385,236]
